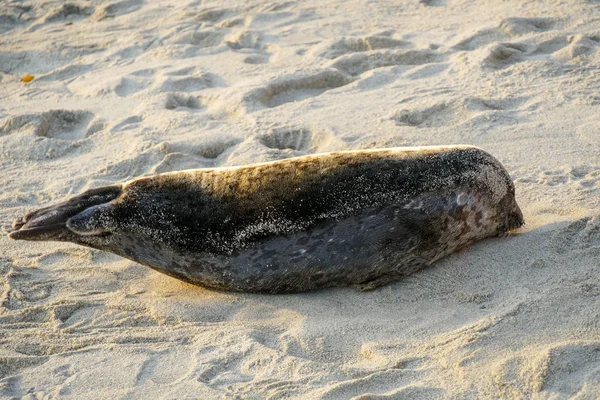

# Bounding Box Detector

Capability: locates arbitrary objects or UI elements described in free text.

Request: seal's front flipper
[7,185,122,242]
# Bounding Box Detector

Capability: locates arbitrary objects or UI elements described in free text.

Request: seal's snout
[501,201,524,233]
[496,191,524,233]
[7,185,122,242]
[507,206,524,231]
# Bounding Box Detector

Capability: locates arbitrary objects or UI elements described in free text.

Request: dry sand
[1,0,600,398]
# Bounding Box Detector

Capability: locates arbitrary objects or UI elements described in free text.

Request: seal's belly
[186,191,501,293]
[224,205,420,292]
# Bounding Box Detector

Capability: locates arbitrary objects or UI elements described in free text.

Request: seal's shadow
[199,216,599,364]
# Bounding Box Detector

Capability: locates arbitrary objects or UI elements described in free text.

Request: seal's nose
[507,205,524,231]
[6,185,122,241]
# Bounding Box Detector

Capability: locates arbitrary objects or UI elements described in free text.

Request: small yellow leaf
[21,74,34,83]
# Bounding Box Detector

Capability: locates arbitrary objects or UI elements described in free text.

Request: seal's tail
[6,185,122,241]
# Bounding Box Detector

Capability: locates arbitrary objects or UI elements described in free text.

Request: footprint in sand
[42,3,94,24]
[159,73,219,92]
[164,93,202,110]
[0,111,106,161]
[483,42,530,69]
[256,125,339,154]
[226,30,263,50]
[450,16,599,71]
[312,35,411,59]
[534,343,600,397]
[482,34,597,69]
[190,7,230,24]
[499,17,557,36]
[158,66,225,94]
[1,110,103,141]
[34,110,99,140]
[551,216,600,253]
[257,127,314,152]
[193,137,241,160]
[243,54,270,64]
[330,49,443,77]
[0,4,33,33]
[152,137,242,173]
[242,69,353,111]
[91,0,143,22]
[162,26,226,50]
[453,17,558,51]
[517,166,600,193]
[390,96,526,128]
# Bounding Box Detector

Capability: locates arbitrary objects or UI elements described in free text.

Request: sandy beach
[1,0,600,398]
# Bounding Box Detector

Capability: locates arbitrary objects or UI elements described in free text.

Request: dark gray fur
[7,146,524,293]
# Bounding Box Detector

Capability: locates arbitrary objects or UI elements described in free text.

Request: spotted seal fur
[6,146,523,293]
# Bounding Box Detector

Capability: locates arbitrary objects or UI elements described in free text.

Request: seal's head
[497,190,524,233]
[7,185,122,243]
[6,180,213,280]
[459,147,524,234]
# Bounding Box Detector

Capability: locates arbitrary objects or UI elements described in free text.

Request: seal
[6,145,523,293]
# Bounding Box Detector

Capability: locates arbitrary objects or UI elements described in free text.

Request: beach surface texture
[1,0,600,398]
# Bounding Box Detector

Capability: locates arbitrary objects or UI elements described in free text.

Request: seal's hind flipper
[7,185,122,242]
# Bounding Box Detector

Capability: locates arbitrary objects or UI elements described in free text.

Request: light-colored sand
[1,0,600,398]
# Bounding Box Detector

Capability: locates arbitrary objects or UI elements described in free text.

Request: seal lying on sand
[7,146,523,293]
